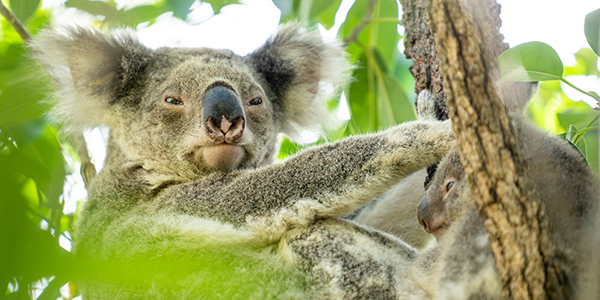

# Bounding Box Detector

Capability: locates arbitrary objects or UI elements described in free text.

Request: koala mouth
[429,226,447,240]
[199,144,245,170]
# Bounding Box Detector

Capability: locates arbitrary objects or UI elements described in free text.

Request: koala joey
[413,82,600,300]
[31,24,455,299]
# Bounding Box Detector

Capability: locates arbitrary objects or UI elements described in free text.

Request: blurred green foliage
[0,0,598,299]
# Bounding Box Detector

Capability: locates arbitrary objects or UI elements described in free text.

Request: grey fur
[31,24,455,299]
[413,82,600,300]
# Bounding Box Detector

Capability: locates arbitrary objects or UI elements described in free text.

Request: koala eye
[445,181,455,192]
[165,97,183,105]
[248,97,262,106]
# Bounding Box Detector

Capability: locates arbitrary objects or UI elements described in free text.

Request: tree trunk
[400,0,566,299]
[399,0,447,120]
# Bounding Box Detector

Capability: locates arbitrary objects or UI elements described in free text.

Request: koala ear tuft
[30,27,148,133]
[247,22,352,138]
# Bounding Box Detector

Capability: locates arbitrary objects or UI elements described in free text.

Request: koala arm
[156,119,454,236]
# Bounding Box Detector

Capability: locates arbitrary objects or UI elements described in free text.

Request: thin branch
[0,1,32,44]
[344,0,378,46]
[0,1,97,187]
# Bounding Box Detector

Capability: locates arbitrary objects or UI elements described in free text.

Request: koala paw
[416,90,438,121]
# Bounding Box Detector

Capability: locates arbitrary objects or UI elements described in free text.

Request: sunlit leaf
[316,0,341,29]
[65,0,120,20]
[348,55,374,132]
[564,48,600,77]
[498,41,564,81]
[37,276,68,300]
[584,8,600,56]
[167,0,196,18]
[202,0,239,15]
[9,0,40,23]
[372,0,399,67]
[121,5,166,26]
[306,0,339,28]
[380,74,416,124]
[565,124,578,142]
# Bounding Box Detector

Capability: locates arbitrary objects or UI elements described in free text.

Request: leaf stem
[560,77,600,102]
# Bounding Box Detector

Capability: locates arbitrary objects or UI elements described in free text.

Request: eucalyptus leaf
[273,0,294,19]
[498,41,564,81]
[372,0,400,67]
[584,8,600,56]
[9,0,40,23]
[316,0,341,29]
[348,56,374,133]
[36,277,67,300]
[309,0,337,22]
[565,124,578,142]
[564,48,600,77]
[381,74,416,124]
[65,0,120,20]
[203,0,239,15]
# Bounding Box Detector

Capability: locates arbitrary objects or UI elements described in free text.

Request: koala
[413,83,600,300]
[348,169,435,249]
[31,24,455,299]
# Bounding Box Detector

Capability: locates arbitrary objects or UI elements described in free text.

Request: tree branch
[427,0,565,299]
[344,0,378,46]
[0,1,32,43]
[0,1,97,188]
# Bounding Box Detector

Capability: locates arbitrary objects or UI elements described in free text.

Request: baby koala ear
[30,27,149,132]
[416,90,439,121]
[247,22,352,138]
[498,81,539,113]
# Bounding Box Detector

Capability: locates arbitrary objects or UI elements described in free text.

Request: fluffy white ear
[29,27,148,133]
[247,23,352,138]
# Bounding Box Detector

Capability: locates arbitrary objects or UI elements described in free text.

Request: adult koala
[32,24,454,299]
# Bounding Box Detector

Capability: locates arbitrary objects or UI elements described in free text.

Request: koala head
[32,24,350,185]
[417,149,469,239]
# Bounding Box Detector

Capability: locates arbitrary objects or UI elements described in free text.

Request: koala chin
[201,144,245,170]
[32,23,456,299]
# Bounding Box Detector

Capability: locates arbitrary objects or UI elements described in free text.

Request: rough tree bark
[401,0,566,299]
[399,0,448,120]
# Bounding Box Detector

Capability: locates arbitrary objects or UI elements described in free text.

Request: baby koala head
[31,24,350,184]
[417,149,469,239]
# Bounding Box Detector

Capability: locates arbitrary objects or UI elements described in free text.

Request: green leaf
[347,55,374,133]
[202,0,239,15]
[272,0,295,19]
[372,0,399,67]
[380,74,416,124]
[65,0,120,20]
[584,8,600,56]
[9,0,41,23]
[498,41,564,81]
[565,124,578,142]
[316,0,341,29]
[564,48,600,77]
[37,277,68,300]
[121,5,166,27]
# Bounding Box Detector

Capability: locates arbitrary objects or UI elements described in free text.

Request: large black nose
[202,86,245,137]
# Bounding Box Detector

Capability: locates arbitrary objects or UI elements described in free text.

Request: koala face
[33,24,350,184]
[417,149,466,239]
[117,48,276,178]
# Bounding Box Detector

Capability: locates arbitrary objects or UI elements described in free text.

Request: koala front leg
[158,122,451,229]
